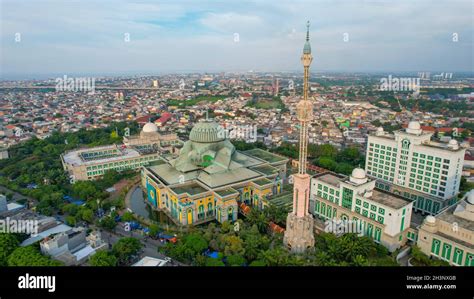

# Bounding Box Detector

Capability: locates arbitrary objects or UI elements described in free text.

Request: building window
[453,248,464,266]
[441,243,452,261]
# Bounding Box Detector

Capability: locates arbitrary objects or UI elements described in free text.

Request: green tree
[0,234,20,266]
[121,211,135,222]
[222,235,245,256]
[65,215,77,226]
[81,208,94,223]
[112,237,142,265]
[227,254,246,266]
[89,250,117,266]
[205,258,225,266]
[99,216,117,231]
[316,157,337,170]
[7,246,62,266]
[249,260,266,266]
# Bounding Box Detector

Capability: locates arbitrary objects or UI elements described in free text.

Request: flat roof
[171,183,208,196]
[132,256,169,267]
[371,189,412,210]
[437,200,474,232]
[244,148,287,163]
[215,188,239,198]
[62,145,144,166]
[314,172,346,188]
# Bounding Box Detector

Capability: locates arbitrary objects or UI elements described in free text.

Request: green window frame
[466,253,474,266]
[441,243,452,261]
[453,248,463,266]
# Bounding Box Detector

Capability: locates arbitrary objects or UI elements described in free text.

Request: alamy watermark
[217,124,257,143]
[55,75,95,93]
[380,75,420,92]
[324,219,364,237]
[0,217,38,236]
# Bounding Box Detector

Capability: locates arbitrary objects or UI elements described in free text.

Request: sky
[0,0,473,78]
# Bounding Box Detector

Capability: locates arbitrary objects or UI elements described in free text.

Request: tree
[258,246,290,266]
[205,258,225,266]
[227,254,246,266]
[0,234,20,266]
[65,215,77,226]
[99,216,117,231]
[249,260,266,266]
[81,208,94,223]
[89,250,117,266]
[112,237,142,265]
[7,246,62,266]
[316,157,337,170]
[246,209,268,233]
[319,144,338,159]
[183,233,208,255]
[121,211,135,222]
[222,235,245,257]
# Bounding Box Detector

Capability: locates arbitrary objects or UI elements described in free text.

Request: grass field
[245,97,285,109]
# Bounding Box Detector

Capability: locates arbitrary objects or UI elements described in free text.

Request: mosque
[141,119,288,226]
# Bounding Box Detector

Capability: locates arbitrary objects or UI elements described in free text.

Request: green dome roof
[189,120,225,143]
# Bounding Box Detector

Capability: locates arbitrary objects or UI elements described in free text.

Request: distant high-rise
[283,21,315,253]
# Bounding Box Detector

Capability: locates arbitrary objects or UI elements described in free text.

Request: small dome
[142,122,158,133]
[408,121,421,130]
[351,168,366,179]
[425,215,436,224]
[189,120,225,143]
[467,190,474,205]
[449,139,458,146]
[377,127,384,132]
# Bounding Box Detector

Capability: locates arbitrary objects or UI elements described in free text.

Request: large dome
[142,122,158,133]
[189,120,225,143]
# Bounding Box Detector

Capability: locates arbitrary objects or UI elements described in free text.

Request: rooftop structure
[310,168,414,252]
[142,119,288,226]
[61,124,181,181]
[417,190,474,266]
[366,120,466,215]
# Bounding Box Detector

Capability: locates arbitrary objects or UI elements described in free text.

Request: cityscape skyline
[1,0,473,79]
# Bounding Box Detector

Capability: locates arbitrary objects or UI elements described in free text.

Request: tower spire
[306,20,310,41]
[283,22,315,254]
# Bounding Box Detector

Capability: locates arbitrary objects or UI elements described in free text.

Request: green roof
[171,183,208,196]
[215,188,239,198]
[244,148,287,163]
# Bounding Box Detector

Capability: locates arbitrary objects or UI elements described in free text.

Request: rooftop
[436,199,474,232]
[370,188,412,210]
[170,183,209,196]
[62,145,143,166]
[313,172,346,188]
[243,148,287,163]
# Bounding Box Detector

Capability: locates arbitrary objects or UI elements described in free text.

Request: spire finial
[306,21,310,41]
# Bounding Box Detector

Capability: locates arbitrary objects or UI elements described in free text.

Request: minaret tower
[283,21,315,253]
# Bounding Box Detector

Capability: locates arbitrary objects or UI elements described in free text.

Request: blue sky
[0,0,472,78]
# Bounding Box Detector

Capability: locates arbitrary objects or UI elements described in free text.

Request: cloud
[0,0,472,77]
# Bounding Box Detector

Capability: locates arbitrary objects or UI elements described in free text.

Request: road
[97,223,184,266]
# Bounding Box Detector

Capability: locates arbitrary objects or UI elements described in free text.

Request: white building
[310,168,413,252]
[366,121,465,215]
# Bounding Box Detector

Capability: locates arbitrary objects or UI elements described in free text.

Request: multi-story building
[61,123,182,181]
[310,168,413,251]
[417,190,474,266]
[366,121,465,215]
[141,119,288,226]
